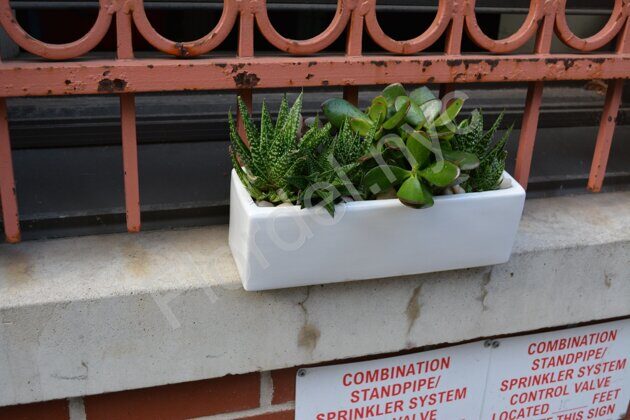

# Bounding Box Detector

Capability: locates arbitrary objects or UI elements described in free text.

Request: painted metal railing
[0,0,628,242]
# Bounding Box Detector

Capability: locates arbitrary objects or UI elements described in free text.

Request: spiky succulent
[451,110,512,191]
[229,94,374,215]
[229,94,306,204]
[290,118,376,215]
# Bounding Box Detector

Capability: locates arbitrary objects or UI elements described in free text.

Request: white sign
[296,342,491,419]
[295,320,630,420]
[482,320,630,420]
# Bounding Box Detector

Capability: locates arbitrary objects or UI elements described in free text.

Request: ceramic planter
[229,170,525,291]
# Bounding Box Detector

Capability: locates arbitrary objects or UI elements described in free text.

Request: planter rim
[231,169,525,217]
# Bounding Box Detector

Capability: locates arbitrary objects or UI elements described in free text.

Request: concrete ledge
[1,192,630,406]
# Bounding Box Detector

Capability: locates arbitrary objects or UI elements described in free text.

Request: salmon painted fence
[0,0,628,242]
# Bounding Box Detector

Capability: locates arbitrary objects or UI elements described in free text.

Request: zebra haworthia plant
[229,94,374,216]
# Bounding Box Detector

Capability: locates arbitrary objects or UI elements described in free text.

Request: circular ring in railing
[464,0,543,53]
[364,0,451,54]
[132,0,237,57]
[0,0,114,60]
[555,0,627,51]
[253,0,351,55]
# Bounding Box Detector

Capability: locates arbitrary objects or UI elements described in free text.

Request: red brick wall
[2,367,630,419]
[0,371,296,420]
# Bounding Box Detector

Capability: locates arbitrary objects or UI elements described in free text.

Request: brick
[0,399,69,420]
[270,368,298,404]
[238,410,295,420]
[84,373,260,420]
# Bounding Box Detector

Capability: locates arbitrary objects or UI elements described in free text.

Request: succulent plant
[229,94,374,215]
[289,118,376,215]
[229,94,306,204]
[322,83,465,142]
[361,130,465,208]
[322,83,481,208]
[229,86,512,215]
[451,110,512,192]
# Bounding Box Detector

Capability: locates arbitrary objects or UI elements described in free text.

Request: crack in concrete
[297,287,320,354]
[405,283,423,339]
[477,269,492,311]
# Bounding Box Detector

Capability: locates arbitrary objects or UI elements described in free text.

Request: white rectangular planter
[229,170,525,291]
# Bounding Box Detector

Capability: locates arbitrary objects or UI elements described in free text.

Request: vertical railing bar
[587,80,625,192]
[587,14,630,192]
[0,98,20,243]
[439,2,464,99]
[116,4,141,232]
[237,3,254,142]
[513,0,555,190]
[343,3,365,106]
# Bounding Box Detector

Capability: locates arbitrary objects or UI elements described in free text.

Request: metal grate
[0,0,628,242]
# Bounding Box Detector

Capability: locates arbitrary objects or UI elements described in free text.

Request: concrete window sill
[1,192,629,407]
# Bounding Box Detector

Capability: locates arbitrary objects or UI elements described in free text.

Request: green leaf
[237,96,259,145]
[409,86,436,105]
[451,109,483,155]
[363,165,410,195]
[397,175,434,208]
[419,160,460,187]
[382,83,407,106]
[400,125,440,155]
[368,96,388,124]
[275,95,290,130]
[406,131,431,169]
[433,98,464,127]
[383,98,410,129]
[395,96,426,128]
[322,98,370,129]
[350,117,374,136]
[419,99,442,125]
[442,149,480,170]
[228,111,251,167]
[378,133,406,152]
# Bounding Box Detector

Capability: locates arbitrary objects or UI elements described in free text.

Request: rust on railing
[0,0,628,242]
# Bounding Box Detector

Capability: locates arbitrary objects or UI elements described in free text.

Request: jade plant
[322,83,486,207]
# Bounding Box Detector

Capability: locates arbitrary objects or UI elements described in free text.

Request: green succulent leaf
[419,99,442,125]
[368,96,388,124]
[322,98,370,129]
[442,149,480,170]
[363,165,410,194]
[350,117,375,136]
[395,96,426,128]
[406,131,431,169]
[383,98,410,129]
[382,83,407,106]
[409,86,436,105]
[397,175,434,208]
[433,98,464,127]
[419,160,460,187]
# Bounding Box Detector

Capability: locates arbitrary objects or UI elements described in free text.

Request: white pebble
[442,188,454,195]
[256,200,274,207]
[452,185,466,194]
[500,177,512,189]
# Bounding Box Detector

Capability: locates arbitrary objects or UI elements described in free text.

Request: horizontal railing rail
[0,0,628,242]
